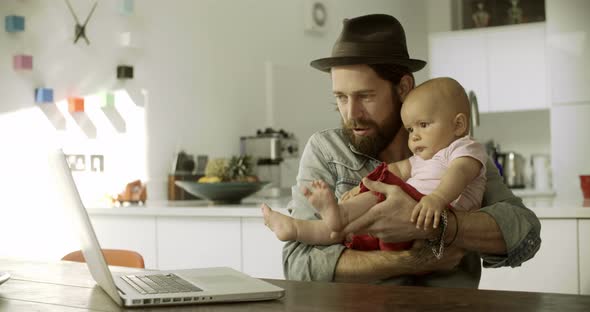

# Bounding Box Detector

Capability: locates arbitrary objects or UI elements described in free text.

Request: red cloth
[345,162,427,251]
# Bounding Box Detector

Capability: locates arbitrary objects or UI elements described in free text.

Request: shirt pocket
[329,159,373,199]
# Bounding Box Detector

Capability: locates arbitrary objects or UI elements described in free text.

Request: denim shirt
[282,128,542,287]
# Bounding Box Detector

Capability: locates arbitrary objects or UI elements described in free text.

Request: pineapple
[227,155,256,182]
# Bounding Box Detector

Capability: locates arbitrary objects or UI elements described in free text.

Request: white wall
[0,0,429,259]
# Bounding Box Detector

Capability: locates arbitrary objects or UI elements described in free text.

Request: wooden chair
[62,249,145,269]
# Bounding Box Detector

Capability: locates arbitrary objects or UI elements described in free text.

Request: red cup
[580,175,590,199]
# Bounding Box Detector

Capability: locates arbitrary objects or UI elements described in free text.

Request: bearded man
[276,14,541,287]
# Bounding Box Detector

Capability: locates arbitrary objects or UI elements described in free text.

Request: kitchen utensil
[531,154,551,191]
[503,152,525,188]
[175,181,269,205]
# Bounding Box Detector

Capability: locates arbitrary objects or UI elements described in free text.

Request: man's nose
[347,97,363,120]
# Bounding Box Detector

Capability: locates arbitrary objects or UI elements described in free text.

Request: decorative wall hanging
[13,54,32,70]
[102,92,115,108]
[5,15,25,32]
[117,65,133,79]
[65,0,98,44]
[68,97,85,112]
[35,88,54,103]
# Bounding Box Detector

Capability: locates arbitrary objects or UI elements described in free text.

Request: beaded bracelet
[427,209,448,259]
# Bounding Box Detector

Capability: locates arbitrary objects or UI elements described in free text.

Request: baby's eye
[406,127,413,133]
[419,122,429,128]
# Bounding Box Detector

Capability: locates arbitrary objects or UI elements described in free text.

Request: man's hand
[342,178,435,243]
[411,193,447,230]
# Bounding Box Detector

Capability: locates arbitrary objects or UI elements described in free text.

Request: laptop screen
[50,149,123,306]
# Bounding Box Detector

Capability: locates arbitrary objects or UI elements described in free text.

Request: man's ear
[396,75,414,101]
[454,113,469,136]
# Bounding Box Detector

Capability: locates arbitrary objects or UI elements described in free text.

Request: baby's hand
[410,194,447,230]
[340,186,361,202]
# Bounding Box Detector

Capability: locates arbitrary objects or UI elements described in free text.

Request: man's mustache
[344,119,377,129]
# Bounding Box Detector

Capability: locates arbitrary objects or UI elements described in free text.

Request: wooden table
[1,258,589,311]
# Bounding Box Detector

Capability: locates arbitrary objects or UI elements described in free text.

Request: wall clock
[64,0,98,44]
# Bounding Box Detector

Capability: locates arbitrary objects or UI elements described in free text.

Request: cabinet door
[241,217,285,279]
[479,219,578,294]
[156,217,242,271]
[488,23,547,112]
[429,31,489,112]
[580,220,590,295]
[90,215,158,269]
[547,0,590,104]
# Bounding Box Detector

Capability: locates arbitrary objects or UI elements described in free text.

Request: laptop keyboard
[120,273,202,294]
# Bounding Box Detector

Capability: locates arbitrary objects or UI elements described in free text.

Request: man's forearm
[447,210,507,254]
[333,249,416,283]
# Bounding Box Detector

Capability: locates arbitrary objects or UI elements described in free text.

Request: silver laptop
[50,150,284,307]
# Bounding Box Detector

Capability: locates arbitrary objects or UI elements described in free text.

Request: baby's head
[400,77,470,160]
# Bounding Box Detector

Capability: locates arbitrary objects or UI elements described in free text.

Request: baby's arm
[412,156,482,229]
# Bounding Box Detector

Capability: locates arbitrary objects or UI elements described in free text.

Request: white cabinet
[428,23,547,113]
[579,220,590,295]
[479,219,578,294]
[488,24,547,112]
[156,217,242,271]
[91,215,158,269]
[241,217,285,279]
[429,30,489,112]
[546,0,590,105]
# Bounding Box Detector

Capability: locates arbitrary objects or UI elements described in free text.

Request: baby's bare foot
[261,204,298,241]
[304,180,344,232]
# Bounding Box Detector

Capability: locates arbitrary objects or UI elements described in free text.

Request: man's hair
[367,64,415,88]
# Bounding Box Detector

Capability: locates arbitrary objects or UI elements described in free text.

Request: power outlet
[90,154,104,172]
[66,154,86,171]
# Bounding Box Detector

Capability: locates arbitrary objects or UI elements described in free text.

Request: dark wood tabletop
[1,258,589,311]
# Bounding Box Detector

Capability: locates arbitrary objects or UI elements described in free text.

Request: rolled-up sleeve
[282,134,346,281]
[478,158,542,268]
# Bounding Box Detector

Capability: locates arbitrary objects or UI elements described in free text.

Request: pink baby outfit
[407,136,487,211]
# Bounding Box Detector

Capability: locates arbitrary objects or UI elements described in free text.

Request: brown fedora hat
[310,14,426,72]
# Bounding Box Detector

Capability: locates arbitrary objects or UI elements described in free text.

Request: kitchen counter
[87,196,291,217]
[86,195,590,219]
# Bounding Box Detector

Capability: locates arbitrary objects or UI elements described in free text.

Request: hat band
[332,41,409,59]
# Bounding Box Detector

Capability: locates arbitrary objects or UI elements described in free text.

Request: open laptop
[50,150,284,307]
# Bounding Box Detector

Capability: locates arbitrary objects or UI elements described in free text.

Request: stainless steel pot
[502,152,525,188]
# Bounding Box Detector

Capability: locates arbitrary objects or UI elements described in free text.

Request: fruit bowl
[175,181,269,204]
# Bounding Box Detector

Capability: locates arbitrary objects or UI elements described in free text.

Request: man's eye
[335,95,347,103]
[420,122,429,128]
[359,94,373,101]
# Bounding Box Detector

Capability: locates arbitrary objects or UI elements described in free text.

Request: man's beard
[341,97,402,158]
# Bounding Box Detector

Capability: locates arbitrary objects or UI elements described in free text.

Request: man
[280,14,541,287]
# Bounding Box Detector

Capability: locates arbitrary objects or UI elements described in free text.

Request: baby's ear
[453,113,468,136]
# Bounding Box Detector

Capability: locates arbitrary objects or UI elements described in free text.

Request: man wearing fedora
[281,14,541,287]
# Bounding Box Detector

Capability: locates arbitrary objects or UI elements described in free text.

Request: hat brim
[310,56,426,73]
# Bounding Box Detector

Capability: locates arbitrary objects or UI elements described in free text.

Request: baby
[262,77,487,250]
